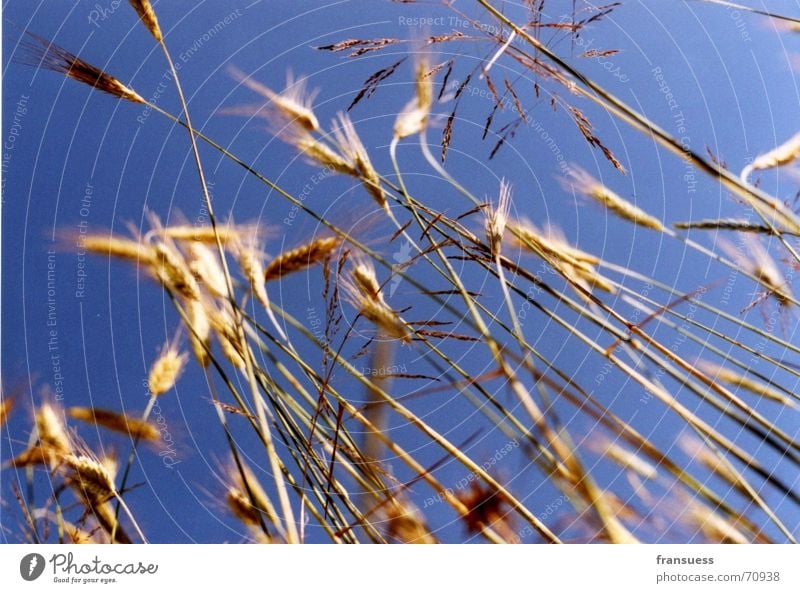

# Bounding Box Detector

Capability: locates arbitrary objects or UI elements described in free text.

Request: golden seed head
[84,235,154,263]
[332,113,385,207]
[157,224,245,245]
[128,0,163,42]
[19,31,145,103]
[565,166,665,231]
[187,298,212,367]
[384,498,437,544]
[351,260,383,300]
[148,341,188,396]
[64,454,116,502]
[188,242,228,298]
[228,66,320,132]
[234,239,270,310]
[263,236,341,282]
[151,242,201,301]
[36,403,71,454]
[750,131,800,172]
[67,407,161,442]
[393,57,433,139]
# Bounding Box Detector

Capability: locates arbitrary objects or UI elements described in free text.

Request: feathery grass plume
[332,113,386,207]
[394,56,433,139]
[148,338,188,396]
[745,131,800,175]
[128,0,163,42]
[344,260,411,342]
[187,242,228,298]
[351,259,383,300]
[564,166,665,231]
[83,235,154,263]
[67,407,160,442]
[384,497,437,544]
[485,179,512,257]
[18,31,145,103]
[234,238,270,309]
[151,242,201,301]
[229,66,320,132]
[263,236,341,282]
[695,360,798,408]
[187,298,212,367]
[718,235,794,305]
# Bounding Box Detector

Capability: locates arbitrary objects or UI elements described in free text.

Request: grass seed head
[565,166,665,231]
[263,236,341,282]
[148,340,188,396]
[229,66,320,132]
[19,31,145,103]
[128,1,163,42]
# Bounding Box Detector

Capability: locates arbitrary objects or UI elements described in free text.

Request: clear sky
[2,1,799,543]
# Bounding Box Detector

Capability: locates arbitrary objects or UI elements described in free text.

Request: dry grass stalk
[600,441,658,480]
[128,0,163,42]
[565,167,665,231]
[696,360,797,408]
[148,339,188,396]
[264,237,341,282]
[229,66,320,132]
[19,32,144,103]
[67,407,160,442]
[685,503,748,544]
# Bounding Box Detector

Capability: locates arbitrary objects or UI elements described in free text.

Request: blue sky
[2,1,799,543]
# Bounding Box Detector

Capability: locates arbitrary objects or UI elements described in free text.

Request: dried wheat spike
[19,31,145,103]
[264,237,341,282]
[128,1,163,42]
